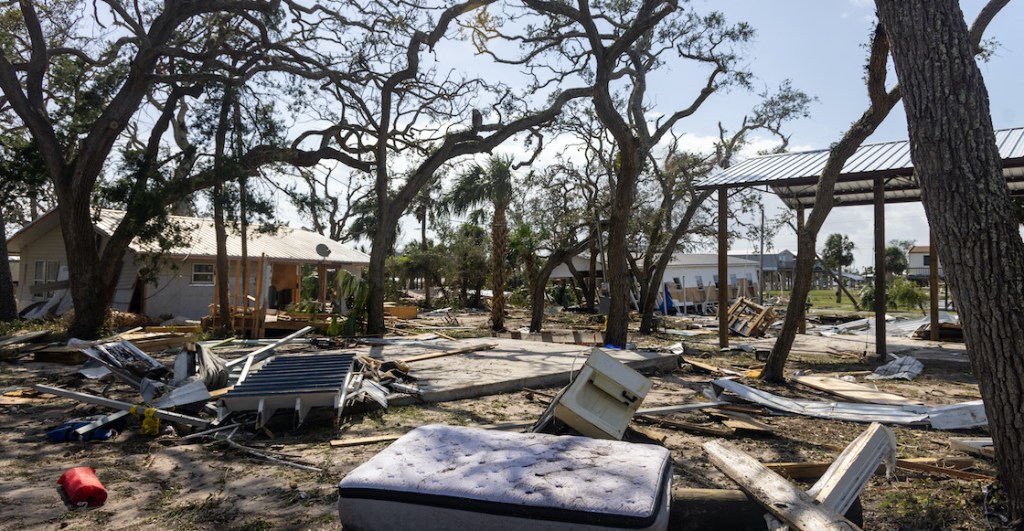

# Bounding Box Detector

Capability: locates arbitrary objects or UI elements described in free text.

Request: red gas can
[58,467,107,507]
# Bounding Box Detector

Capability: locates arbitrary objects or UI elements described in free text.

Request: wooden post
[253,254,266,338]
[718,187,729,349]
[796,206,806,334]
[929,231,940,341]
[318,262,328,309]
[874,175,887,361]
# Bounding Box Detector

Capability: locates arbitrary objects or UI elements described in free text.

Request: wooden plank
[0,330,51,348]
[399,342,498,363]
[792,375,922,406]
[636,402,727,416]
[895,459,994,481]
[950,437,995,458]
[636,415,734,438]
[710,410,775,435]
[807,423,896,515]
[703,439,861,531]
[767,457,978,481]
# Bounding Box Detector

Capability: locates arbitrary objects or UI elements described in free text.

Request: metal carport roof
[697,127,1024,207]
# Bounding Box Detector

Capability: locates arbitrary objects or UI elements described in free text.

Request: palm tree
[447,156,514,331]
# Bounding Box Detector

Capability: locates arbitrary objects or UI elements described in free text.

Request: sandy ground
[0,310,1003,530]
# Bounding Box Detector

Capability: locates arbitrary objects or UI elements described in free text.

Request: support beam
[718,188,729,349]
[929,231,940,341]
[873,175,887,361]
[796,206,806,334]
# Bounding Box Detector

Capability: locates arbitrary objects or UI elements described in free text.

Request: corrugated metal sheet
[95,210,369,265]
[699,127,1024,190]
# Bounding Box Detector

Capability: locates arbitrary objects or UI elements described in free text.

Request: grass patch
[150,494,238,530]
[875,481,979,530]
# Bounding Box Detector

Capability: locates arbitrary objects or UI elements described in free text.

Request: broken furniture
[726,297,777,337]
[337,424,672,531]
[218,351,356,428]
[551,348,652,439]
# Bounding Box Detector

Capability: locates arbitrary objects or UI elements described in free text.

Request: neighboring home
[7,209,369,321]
[729,250,797,291]
[550,253,604,281]
[7,255,18,308]
[907,245,943,282]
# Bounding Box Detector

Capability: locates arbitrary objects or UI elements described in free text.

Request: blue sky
[695,0,1024,267]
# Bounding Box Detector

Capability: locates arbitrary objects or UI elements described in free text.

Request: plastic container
[58,467,107,507]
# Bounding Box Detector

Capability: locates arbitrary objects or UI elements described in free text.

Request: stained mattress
[338,424,672,531]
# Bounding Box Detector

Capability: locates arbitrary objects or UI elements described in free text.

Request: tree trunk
[212,88,233,334]
[366,208,396,336]
[761,232,818,379]
[0,204,18,321]
[59,187,110,339]
[876,0,1024,519]
[421,213,432,307]
[529,236,594,332]
[604,148,642,347]
[639,191,712,334]
[760,23,903,381]
[490,204,507,331]
[212,186,231,332]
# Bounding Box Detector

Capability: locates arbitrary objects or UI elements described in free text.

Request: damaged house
[7,209,369,321]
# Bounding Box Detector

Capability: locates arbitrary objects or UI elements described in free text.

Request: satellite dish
[315,243,331,258]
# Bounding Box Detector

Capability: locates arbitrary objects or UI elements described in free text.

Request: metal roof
[697,127,1024,208]
[95,210,370,265]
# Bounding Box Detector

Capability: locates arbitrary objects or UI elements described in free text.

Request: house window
[923,256,931,266]
[191,263,215,285]
[672,277,683,289]
[32,260,60,299]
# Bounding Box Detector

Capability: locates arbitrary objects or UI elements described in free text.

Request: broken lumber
[636,415,734,438]
[950,437,995,458]
[34,384,210,428]
[710,410,775,435]
[0,330,51,349]
[807,423,896,515]
[398,342,498,363]
[792,375,922,405]
[704,439,861,531]
[767,457,978,480]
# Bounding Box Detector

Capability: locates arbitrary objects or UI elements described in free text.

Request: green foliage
[876,481,971,531]
[888,276,927,311]
[859,276,928,312]
[858,283,876,310]
[884,245,908,277]
[335,269,369,336]
[821,233,855,271]
[436,223,489,308]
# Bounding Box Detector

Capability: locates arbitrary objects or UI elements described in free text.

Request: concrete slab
[383,337,679,404]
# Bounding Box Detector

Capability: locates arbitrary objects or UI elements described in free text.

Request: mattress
[338,424,672,531]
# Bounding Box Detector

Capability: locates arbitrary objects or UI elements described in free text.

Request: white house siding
[907,247,942,277]
[661,262,760,292]
[15,225,67,310]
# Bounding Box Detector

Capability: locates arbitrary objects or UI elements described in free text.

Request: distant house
[7,209,369,320]
[907,245,942,280]
[729,250,796,291]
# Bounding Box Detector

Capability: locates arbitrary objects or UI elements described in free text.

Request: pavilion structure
[696,127,1024,353]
